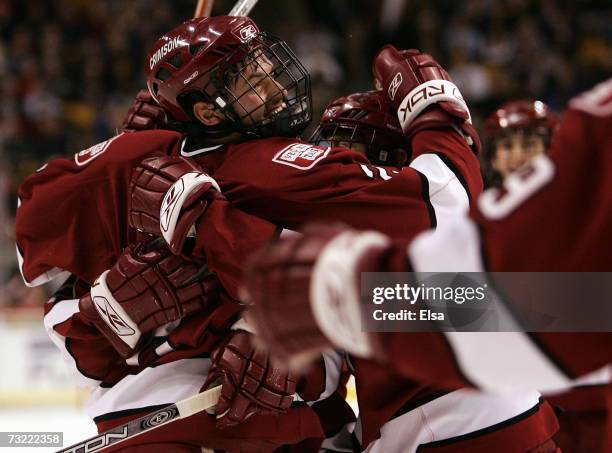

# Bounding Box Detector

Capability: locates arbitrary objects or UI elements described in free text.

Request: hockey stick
[55,385,222,453]
[195,0,259,18]
[228,0,259,16]
[194,0,215,17]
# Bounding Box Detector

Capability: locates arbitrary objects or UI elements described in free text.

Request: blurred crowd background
[1,0,611,307]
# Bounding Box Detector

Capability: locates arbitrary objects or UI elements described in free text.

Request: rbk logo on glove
[159,172,221,253]
[129,156,222,255]
[79,241,224,358]
[388,72,403,101]
[92,296,136,337]
[90,270,142,350]
[160,180,185,233]
[397,80,471,128]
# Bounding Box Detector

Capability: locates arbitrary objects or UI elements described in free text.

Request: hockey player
[482,99,558,187]
[243,78,612,447]
[309,91,410,168]
[482,97,606,453]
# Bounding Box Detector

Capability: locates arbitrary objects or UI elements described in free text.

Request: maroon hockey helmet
[311,90,409,166]
[146,16,312,137]
[485,99,558,140]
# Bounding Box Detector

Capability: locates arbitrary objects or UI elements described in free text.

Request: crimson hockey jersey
[15,131,348,451]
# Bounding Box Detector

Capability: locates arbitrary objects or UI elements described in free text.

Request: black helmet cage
[180,32,312,138]
[311,122,408,167]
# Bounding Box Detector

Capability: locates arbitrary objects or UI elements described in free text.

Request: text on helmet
[150,37,186,71]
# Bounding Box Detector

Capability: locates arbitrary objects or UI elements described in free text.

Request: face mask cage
[311,123,408,166]
[204,32,312,137]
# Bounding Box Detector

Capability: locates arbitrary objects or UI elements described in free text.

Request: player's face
[331,139,368,154]
[491,130,547,178]
[326,128,368,155]
[226,50,288,126]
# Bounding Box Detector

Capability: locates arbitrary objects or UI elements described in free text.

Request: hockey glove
[129,155,222,255]
[202,329,297,429]
[372,45,480,153]
[121,89,167,132]
[79,240,221,358]
[243,223,401,369]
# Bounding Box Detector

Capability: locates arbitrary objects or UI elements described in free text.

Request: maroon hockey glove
[129,155,222,254]
[243,224,399,369]
[79,240,221,358]
[121,89,167,132]
[202,329,297,429]
[372,45,480,153]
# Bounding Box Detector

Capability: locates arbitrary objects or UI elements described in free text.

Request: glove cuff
[231,317,257,334]
[397,79,471,133]
[407,107,482,155]
[88,270,142,357]
[160,172,221,249]
[310,230,391,358]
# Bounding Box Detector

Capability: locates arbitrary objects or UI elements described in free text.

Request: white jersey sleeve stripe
[409,215,484,272]
[409,154,470,229]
